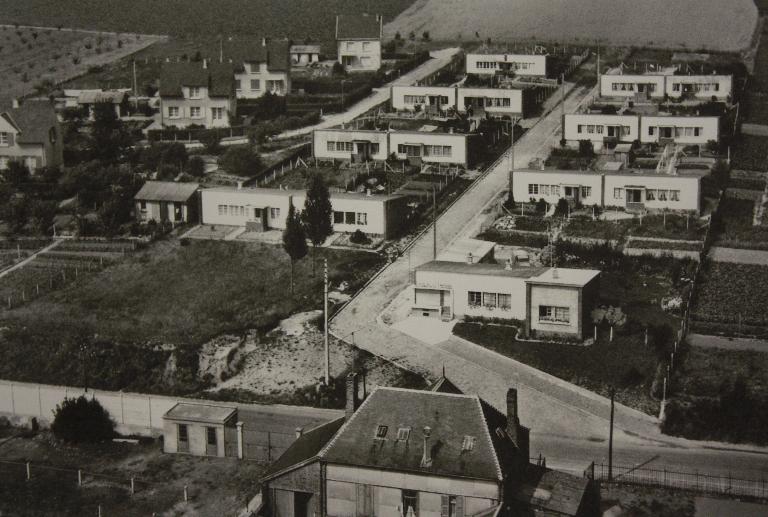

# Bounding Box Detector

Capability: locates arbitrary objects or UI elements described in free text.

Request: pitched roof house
[134,181,200,224]
[260,373,598,517]
[158,62,235,128]
[222,38,292,98]
[0,99,63,173]
[336,14,383,72]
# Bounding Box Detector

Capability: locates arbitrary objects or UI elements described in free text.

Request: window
[528,184,539,195]
[658,190,668,201]
[672,83,681,92]
[168,106,180,118]
[482,292,497,308]
[0,157,7,170]
[375,425,388,438]
[346,42,354,51]
[250,79,261,91]
[614,188,622,199]
[333,211,344,224]
[461,435,475,451]
[362,42,371,52]
[445,495,463,517]
[587,125,595,134]
[646,189,656,201]
[139,200,147,211]
[190,106,201,118]
[612,83,619,91]
[541,185,550,196]
[670,190,680,201]
[539,306,570,323]
[580,186,591,198]
[551,185,560,196]
[468,291,481,307]
[218,204,226,215]
[497,293,511,310]
[694,127,701,137]
[648,126,655,136]
[327,142,335,152]
[178,424,188,442]
[0,132,9,146]
[189,86,201,99]
[596,125,604,134]
[402,490,418,516]
[212,107,225,120]
[270,207,280,219]
[398,144,421,157]
[577,124,584,133]
[356,212,367,225]
[396,427,411,441]
[345,211,355,224]
[267,80,285,93]
[370,143,380,154]
[206,427,217,446]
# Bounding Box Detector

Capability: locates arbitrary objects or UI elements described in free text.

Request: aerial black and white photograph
[0,0,766,515]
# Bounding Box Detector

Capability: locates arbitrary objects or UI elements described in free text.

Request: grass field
[385,0,757,51]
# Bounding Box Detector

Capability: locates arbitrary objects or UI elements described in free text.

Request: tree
[604,306,627,343]
[199,130,222,154]
[218,145,262,177]
[188,156,206,177]
[51,396,115,443]
[29,199,57,235]
[4,161,30,186]
[282,201,308,294]
[590,307,606,341]
[302,173,333,275]
[578,139,595,158]
[89,101,129,163]
[554,198,569,218]
[502,190,516,211]
[649,323,673,360]
[422,31,431,42]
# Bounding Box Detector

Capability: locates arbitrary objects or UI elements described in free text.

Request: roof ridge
[378,385,476,399]
[474,394,504,481]
[318,385,380,458]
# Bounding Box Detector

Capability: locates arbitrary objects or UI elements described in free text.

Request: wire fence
[584,461,768,501]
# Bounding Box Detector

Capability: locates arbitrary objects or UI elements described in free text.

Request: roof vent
[552,267,559,279]
[420,426,433,468]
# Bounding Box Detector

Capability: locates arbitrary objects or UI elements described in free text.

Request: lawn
[562,214,706,243]
[712,198,768,250]
[731,135,768,172]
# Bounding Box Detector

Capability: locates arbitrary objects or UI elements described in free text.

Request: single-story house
[600,72,732,100]
[163,403,238,457]
[466,53,547,77]
[391,85,529,118]
[290,45,322,66]
[134,181,200,223]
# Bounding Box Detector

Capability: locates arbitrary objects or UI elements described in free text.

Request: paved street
[277,48,462,139]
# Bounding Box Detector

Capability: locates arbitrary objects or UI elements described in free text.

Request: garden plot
[713,198,768,250]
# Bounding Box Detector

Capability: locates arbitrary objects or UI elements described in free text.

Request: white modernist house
[513,168,703,213]
[563,114,719,148]
[600,73,732,100]
[335,14,382,72]
[312,127,473,167]
[200,186,409,238]
[391,85,526,118]
[412,261,600,339]
[466,53,547,77]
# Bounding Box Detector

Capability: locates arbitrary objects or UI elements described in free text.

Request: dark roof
[222,38,291,72]
[430,375,464,395]
[159,62,234,98]
[134,181,199,202]
[3,101,58,145]
[416,260,547,279]
[262,417,345,479]
[320,387,504,481]
[336,14,382,40]
[512,464,591,516]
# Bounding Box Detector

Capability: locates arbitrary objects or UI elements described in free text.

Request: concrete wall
[527,284,582,337]
[640,116,719,145]
[604,173,701,213]
[563,114,640,149]
[313,129,389,161]
[338,39,381,71]
[466,53,546,76]
[599,74,665,98]
[512,170,604,206]
[664,75,732,99]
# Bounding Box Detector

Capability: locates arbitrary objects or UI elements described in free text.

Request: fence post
[184,485,189,502]
[131,477,135,495]
[78,469,82,486]
[26,462,31,481]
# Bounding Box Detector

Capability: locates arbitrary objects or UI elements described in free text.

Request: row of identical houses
[465,52,548,77]
[390,85,542,119]
[599,71,732,101]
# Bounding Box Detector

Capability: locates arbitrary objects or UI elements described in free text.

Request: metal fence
[584,462,768,501]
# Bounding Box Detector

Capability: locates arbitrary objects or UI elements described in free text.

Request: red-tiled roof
[336,14,382,40]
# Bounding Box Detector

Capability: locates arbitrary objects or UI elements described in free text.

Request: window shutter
[456,496,464,517]
[440,496,449,517]
[8,132,14,146]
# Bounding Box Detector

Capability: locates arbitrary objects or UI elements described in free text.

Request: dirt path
[0,239,62,280]
[708,246,768,264]
[687,333,768,352]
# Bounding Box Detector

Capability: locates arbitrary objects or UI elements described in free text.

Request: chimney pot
[467,252,473,264]
[262,37,267,47]
[202,58,208,69]
[420,426,433,467]
[237,181,243,190]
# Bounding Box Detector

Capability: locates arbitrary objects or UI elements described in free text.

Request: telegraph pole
[560,73,566,138]
[432,186,437,260]
[608,387,615,481]
[508,121,514,197]
[324,258,330,385]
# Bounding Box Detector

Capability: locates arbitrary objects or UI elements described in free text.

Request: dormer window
[375,425,388,439]
[461,435,475,452]
[189,87,202,99]
[396,427,410,441]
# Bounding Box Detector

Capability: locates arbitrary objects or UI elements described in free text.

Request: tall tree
[302,173,333,275]
[282,201,308,294]
[89,101,129,163]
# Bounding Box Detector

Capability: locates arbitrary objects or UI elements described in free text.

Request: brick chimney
[345,372,359,420]
[506,388,520,447]
[420,426,433,468]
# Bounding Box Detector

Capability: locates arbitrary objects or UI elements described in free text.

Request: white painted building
[412,261,600,339]
[336,14,382,72]
[231,40,291,98]
[512,168,703,213]
[640,115,719,145]
[466,53,547,76]
[290,44,321,67]
[600,74,665,99]
[665,75,732,100]
[600,73,732,100]
[391,85,527,118]
[563,114,640,150]
[159,62,235,129]
[390,85,455,112]
[312,128,389,162]
[200,186,409,238]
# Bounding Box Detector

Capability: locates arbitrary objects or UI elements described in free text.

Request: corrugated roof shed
[336,14,382,40]
[3,101,58,145]
[134,181,199,202]
[159,62,234,98]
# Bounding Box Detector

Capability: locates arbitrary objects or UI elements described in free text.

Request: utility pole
[560,73,565,138]
[608,387,615,481]
[132,60,138,110]
[324,258,330,385]
[432,186,437,260]
[508,120,514,197]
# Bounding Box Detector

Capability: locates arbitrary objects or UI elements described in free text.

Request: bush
[199,131,222,154]
[218,145,263,177]
[350,229,371,245]
[188,155,206,177]
[51,396,115,443]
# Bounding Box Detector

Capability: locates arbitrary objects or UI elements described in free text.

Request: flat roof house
[600,72,732,101]
[134,181,200,224]
[0,100,63,173]
[640,115,719,146]
[336,14,383,72]
[665,74,732,100]
[466,53,547,77]
[225,38,292,98]
[413,261,600,340]
[391,85,530,119]
[200,186,410,238]
[260,373,598,517]
[163,402,238,457]
[563,114,640,150]
[159,62,235,129]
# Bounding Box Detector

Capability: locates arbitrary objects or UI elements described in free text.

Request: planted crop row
[692,262,768,328]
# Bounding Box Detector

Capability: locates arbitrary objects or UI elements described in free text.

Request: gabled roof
[290,44,321,54]
[159,62,234,98]
[134,181,199,202]
[3,101,58,145]
[262,417,345,480]
[430,375,464,395]
[319,387,504,481]
[336,14,382,40]
[222,38,291,72]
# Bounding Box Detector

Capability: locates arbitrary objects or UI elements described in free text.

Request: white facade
[466,53,547,76]
[563,114,640,149]
[390,86,456,112]
[162,86,233,129]
[391,85,525,117]
[200,187,406,237]
[338,39,381,72]
[600,74,666,99]
[513,170,604,206]
[640,116,719,145]
[665,75,732,99]
[312,129,389,162]
[235,62,291,99]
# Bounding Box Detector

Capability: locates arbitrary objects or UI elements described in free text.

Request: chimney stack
[345,372,359,420]
[420,426,433,468]
[466,252,474,264]
[506,388,520,446]
[262,37,267,47]
[552,267,559,279]
[237,181,243,190]
[11,98,19,109]
[202,58,208,69]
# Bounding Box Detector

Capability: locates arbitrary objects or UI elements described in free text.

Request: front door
[626,189,643,205]
[294,492,313,517]
[355,142,369,161]
[659,127,674,139]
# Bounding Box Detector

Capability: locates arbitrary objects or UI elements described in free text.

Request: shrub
[350,229,371,245]
[51,396,115,443]
[188,155,206,177]
[218,145,262,177]
[199,131,222,154]
[578,139,595,158]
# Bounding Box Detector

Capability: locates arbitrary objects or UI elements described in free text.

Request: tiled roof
[290,45,321,54]
[77,90,127,104]
[159,62,234,98]
[512,464,591,516]
[262,417,345,480]
[222,38,291,72]
[3,101,58,145]
[134,181,199,202]
[320,387,504,481]
[336,14,382,40]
